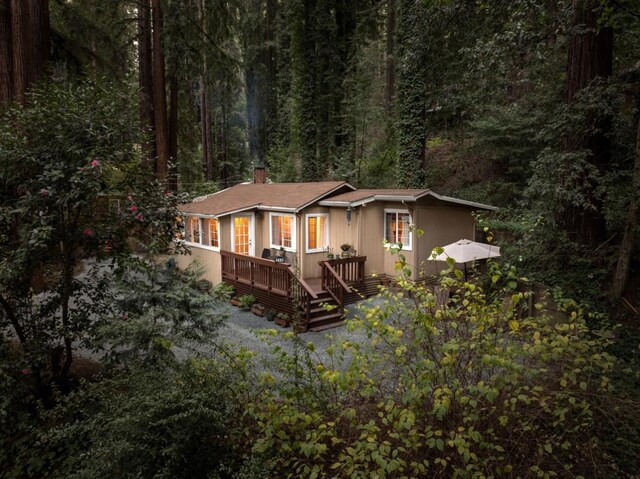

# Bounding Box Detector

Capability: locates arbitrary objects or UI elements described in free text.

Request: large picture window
[306,214,328,253]
[270,213,295,251]
[384,209,412,250]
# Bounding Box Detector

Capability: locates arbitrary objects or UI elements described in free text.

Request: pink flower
[121,313,128,321]
[91,159,100,168]
[21,368,30,375]
[165,192,172,197]
[83,228,93,237]
[127,196,133,202]
[135,213,144,221]
[40,189,49,197]
[129,205,138,213]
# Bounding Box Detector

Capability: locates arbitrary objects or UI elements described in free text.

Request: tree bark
[10,0,30,104]
[610,118,640,300]
[151,0,169,185]
[0,0,13,109]
[28,0,49,82]
[385,0,397,113]
[167,53,178,192]
[138,0,156,164]
[562,0,613,246]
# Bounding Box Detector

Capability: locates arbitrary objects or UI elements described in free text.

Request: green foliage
[244,247,636,477]
[89,259,226,369]
[29,362,263,479]
[212,281,236,301]
[238,294,257,309]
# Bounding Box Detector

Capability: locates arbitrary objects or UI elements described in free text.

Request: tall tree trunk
[138,0,155,164]
[395,0,427,188]
[10,0,30,104]
[610,118,640,301]
[167,54,178,192]
[385,0,397,114]
[0,0,13,109]
[29,0,49,82]
[562,0,613,246]
[197,0,214,180]
[264,0,278,165]
[151,0,169,185]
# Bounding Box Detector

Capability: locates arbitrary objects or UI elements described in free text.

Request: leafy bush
[238,295,256,310]
[212,282,236,301]
[244,256,636,477]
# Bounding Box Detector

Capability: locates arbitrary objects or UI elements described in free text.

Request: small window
[270,213,296,251]
[306,214,328,253]
[384,209,412,250]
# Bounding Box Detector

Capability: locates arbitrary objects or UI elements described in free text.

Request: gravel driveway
[174,298,381,372]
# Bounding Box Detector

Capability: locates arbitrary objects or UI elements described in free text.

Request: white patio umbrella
[428,239,501,280]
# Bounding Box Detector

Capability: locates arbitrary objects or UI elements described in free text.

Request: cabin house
[175,173,496,331]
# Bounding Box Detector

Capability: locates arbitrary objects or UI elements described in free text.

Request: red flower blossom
[127,195,133,202]
[121,313,128,321]
[40,189,49,197]
[83,228,93,237]
[21,368,30,375]
[129,205,138,213]
[91,159,100,168]
[135,213,144,221]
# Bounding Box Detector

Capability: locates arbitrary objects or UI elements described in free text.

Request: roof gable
[180,181,354,217]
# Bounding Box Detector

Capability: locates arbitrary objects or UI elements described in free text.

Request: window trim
[231,213,255,256]
[384,208,412,251]
[183,215,220,252]
[269,212,296,252]
[305,213,329,253]
[207,218,220,251]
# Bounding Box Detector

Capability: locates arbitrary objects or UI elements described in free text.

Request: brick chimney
[254,166,266,184]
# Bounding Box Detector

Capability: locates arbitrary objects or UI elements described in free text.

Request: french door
[231,213,254,256]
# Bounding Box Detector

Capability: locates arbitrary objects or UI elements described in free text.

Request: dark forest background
[1,1,640,477]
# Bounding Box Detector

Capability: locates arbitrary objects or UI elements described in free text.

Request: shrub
[238,295,256,310]
[245,256,635,477]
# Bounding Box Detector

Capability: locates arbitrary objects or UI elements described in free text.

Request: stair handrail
[321,261,351,293]
[287,266,319,300]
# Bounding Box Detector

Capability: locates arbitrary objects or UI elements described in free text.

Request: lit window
[306,214,328,253]
[384,210,412,250]
[270,213,295,251]
[209,219,219,248]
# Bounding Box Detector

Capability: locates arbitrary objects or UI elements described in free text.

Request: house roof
[318,188,497,211]
[180,181,354,217]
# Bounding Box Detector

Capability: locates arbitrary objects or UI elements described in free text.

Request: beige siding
[416,206,476,276]
[174,246,222,285]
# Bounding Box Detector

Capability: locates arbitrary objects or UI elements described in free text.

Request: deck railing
[220,250,318,323]
[321,256,366,286]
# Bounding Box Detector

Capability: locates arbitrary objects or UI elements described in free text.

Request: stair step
[307,311,344,331]
[309,320,344,332]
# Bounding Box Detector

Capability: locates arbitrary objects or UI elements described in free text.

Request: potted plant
[340,243,352,258]
[275,312,290,327]
[238,294,256,311]
[230,296,241,307]
[266,309,277,321]
[326,246,334,259]
[251,302,266,317]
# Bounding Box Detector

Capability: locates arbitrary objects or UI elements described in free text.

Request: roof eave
[295,181,356,212]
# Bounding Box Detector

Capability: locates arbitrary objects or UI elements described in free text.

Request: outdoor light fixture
[346,207,352,224]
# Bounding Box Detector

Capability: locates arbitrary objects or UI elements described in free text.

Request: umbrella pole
[464,263,468,281]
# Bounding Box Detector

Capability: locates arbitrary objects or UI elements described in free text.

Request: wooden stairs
[306,291,345,332]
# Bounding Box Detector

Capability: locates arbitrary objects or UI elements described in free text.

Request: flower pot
[230,298,241,307]
[251,304,266,317]
[275,316,290,328]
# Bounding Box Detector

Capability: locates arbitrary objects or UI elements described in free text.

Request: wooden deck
[220,250,370,331]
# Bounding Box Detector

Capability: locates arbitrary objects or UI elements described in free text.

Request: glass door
[232,214,254,256]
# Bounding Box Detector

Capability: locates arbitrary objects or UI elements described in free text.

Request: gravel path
[174,298,382,371]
